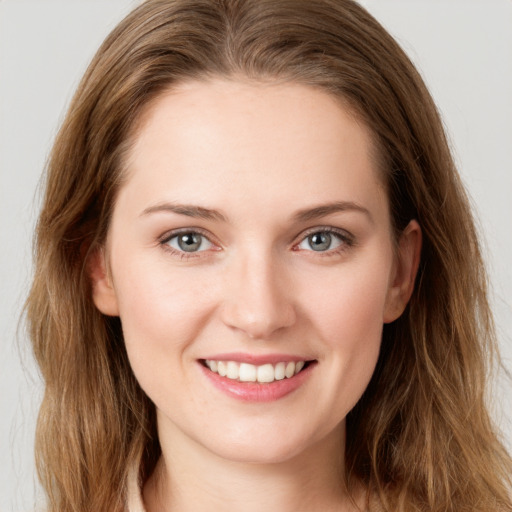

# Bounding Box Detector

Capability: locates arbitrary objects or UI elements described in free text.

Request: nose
[220,251,296,340]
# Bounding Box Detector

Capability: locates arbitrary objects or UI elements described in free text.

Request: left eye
[165,232,213,253]
[297,231,345,252]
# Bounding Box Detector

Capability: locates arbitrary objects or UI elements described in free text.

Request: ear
[88,246,120,316]
[383,220,422,323]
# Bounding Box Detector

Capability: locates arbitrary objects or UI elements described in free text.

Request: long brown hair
[27,1,512,510]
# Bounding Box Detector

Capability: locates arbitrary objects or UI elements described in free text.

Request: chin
[197,420,342,466]
[208,439,310,465]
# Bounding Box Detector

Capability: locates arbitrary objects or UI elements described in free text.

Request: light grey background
[1,1,510,510]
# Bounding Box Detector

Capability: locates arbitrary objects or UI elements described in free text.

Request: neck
[143,418,363,512]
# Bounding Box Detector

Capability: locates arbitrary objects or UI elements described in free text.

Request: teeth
[239,363,256,382]
[285,362,295,378]
[204,360,308,383]
[217,361,227,377]
[274,362,286,380]
[226,361,239,379]
[257,364,275,383]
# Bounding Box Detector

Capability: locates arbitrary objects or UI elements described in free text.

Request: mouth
[201,359,314,384]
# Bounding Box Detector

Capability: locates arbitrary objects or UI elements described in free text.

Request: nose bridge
[221,244,296,339]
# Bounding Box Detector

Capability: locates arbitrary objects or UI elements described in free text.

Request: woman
[27,0,512,511]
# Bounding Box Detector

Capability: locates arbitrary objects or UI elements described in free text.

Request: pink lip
[198,360,316,403]
[201,352,311,365]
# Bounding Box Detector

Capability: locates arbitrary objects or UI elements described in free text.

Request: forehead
[119,79,387,222]
[128,78,379,163]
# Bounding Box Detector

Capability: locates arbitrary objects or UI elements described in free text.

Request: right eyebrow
[140,202,228,222]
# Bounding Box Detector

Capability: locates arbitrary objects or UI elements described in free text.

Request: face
[92,79,420,465]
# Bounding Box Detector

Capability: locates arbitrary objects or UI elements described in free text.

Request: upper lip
[200,352,315,365]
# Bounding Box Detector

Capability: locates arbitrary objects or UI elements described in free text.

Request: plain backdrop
[1,1,511,510]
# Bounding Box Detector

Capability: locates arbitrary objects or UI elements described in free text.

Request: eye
[165,231,214,253]
[296,230,347,252]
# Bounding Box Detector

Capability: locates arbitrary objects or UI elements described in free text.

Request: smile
[204,360,307,383]
[200,356,316,402]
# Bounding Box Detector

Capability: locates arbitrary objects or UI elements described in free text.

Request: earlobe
[88,246,120,316]
[383,220,422,323]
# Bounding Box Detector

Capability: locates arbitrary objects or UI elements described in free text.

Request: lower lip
[199,362,316,402]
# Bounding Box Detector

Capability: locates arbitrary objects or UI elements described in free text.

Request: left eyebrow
[292,201,373,224]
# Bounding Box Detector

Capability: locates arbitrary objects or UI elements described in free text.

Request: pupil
[178,233,201,252]
[309,232,331,251]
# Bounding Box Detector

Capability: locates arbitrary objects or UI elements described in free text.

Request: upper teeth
[205,360,306,383]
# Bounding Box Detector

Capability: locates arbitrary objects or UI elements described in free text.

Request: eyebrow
[141,202,227,222]
[141,200,372,223]
[293,201,373,223]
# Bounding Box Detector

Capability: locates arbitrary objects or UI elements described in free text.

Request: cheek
[304,257,391,342]
[300,255,392,396]
[111,259,221,419]
[111,254,215,363]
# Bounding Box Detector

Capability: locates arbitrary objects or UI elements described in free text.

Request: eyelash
[158,226,355,260]
[159,227,217,260]
[293,226,355,257]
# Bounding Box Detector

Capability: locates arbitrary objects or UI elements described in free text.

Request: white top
[127,465,146,512]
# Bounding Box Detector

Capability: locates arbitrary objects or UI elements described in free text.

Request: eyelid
[159,227,217,245]
[292,226,355,252]
[158,227,222,258]
[157,225,354,258]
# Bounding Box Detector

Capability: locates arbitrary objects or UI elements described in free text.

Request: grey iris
[308,232,332,251]
[178,233,202,252]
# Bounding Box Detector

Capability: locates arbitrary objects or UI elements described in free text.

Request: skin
[91,79,421,511]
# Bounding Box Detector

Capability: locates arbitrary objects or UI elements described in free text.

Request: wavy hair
[27,0,512,510]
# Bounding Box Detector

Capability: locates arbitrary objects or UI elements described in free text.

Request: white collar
[127,465,147,512]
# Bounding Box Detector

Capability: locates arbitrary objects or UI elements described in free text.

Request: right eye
[164,232,214,253]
